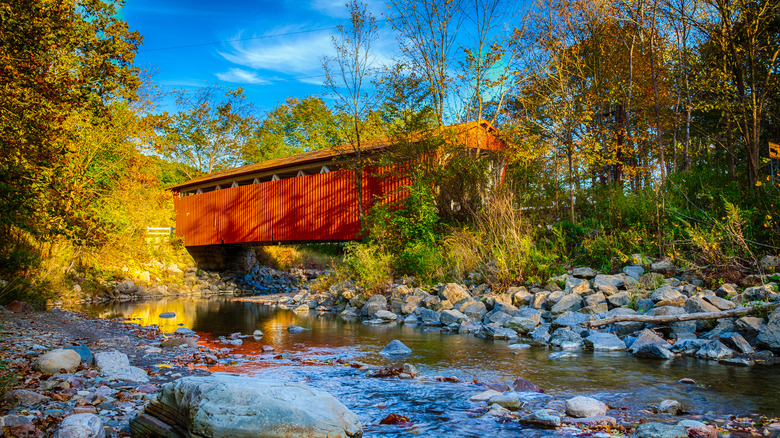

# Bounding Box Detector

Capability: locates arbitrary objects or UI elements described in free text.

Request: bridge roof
[170,120,502,191]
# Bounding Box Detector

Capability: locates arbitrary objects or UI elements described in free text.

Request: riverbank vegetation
[1,0,779,306]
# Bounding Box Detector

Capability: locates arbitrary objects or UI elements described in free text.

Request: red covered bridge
[171,121,506,269]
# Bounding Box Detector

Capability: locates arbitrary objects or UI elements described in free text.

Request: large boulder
[34,349,81,374]
[130,375,362,437]
[650,286,684,303]
[440,309,469,325]
[584,333,626,351]
[363,294,387,316]
[380,340,412,356]
[463,301,488,321]
[757,310,780,353]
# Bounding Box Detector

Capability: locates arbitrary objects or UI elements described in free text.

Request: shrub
[444,191,561,289]
[340,242,392,294]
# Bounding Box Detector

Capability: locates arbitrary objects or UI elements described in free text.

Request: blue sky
[121,0,394,113]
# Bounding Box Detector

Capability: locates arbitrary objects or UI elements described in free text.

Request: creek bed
[82,297,780,436]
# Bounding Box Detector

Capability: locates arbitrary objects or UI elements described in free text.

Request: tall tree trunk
[649,0,666,183]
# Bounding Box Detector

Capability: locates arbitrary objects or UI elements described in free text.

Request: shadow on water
[82,297,780,435]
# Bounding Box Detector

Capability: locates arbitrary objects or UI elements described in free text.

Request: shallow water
[83,297,780,436]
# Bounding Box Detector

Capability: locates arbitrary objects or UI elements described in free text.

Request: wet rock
[470,389,502,402]
[4,390,48,406]
[529,325,551,345]
[696,341,733,360]
[550,294,583,315]
[670,338,709,354]
[584,333,626,351]
[288,325,309,333]
[487,394,523,410]
[549,351,578,360]
[658,399,684,415]
[160,337,197,348]
[485,403,511,417]
[633,422,688,438]
[381,340,412,356]
[159,312,175,318]
[628,329,668,354]
[484,310,512,325]
[508,343,531,350]
[130,375,362,438]
[34,349,81,373]
[477,323,518,340]
[565,396,607,418]
[7,300,34,313]
[293,304,310,313]
[253,329,264,338]
[402,363,418,377]
[511,377,543,393]
[634,343,675,359]
[54,413,105,438]
[549,327,583,350]
[419,308,442,326]
[520,409,561,428]
[174,327,196,335]
[440,283,470,304]
[95,351,148,383]
[563,416,617,427]
[440,309,468,325]
[719,332,755,354]
[504,309,542,333]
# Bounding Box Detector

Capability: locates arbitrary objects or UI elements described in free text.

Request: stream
[81,296,780,436]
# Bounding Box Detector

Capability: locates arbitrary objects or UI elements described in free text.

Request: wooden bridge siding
[175,167,398,247]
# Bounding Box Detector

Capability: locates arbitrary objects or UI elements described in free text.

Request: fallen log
[585,304,778,328]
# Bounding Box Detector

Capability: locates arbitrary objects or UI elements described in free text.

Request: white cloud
[215,68,270,84]
[308,0,386,18]
[218,31,335,76]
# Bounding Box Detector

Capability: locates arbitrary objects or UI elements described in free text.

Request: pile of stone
[270,256,780,365]
[236,265,322,295]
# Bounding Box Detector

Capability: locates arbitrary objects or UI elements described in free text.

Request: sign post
[771,142,779,185]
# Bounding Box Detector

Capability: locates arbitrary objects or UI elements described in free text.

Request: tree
[253,96,342,161]
[160,85,258,179]
[696,0,780,187]
[389,0,465,128]
[324,0,383,233]
[0,0,141,240]
[459,0,527,133]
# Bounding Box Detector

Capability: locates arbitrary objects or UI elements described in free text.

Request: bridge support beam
[185,244,253,271]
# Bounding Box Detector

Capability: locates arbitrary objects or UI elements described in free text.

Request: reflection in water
[83,298,780,421]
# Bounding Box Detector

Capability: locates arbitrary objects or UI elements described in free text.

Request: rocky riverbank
[243,257,780,366]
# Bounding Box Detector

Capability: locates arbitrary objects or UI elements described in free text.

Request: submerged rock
[519,410,561,428]
[129,375,362,437]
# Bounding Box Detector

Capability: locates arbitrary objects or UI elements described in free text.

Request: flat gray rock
[54,413,105,438]
[130,375,362,437]
[95,351,148,383]
[584,333,626,351]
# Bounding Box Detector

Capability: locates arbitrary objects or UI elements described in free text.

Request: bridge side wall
[173,165,411,256]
